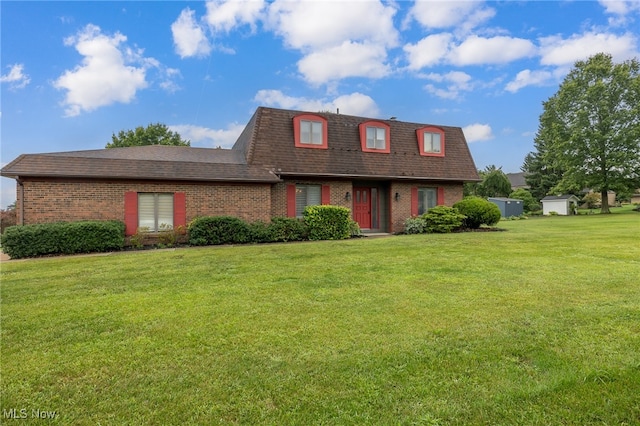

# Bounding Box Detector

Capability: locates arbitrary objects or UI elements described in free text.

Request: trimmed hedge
[422,205,466,233]
[453,197,501,229]
[303,205,352,240]
[0,221,125,259]
[267,217,309,242]
[188,216,252,246]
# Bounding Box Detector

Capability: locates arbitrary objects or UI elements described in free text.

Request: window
[301,120,323,145]
[423,132,441,153]
[366,127,386,149]
[417,188,437,215]
[138,193,173,231]
[293,114,328,149]
[359,121,391,153]
[416,126,445,157]
[295,185,321,217]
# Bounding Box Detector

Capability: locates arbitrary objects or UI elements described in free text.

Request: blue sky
[2,1,639,209]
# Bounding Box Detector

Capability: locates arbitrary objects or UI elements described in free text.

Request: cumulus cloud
[423,71,473,100]
[53,25,149,116]
[205,0,265,34]
[405,34,536,70]
[171,8,211,58]
[463,123,494,142]
[505,69,554,93]
[406,1,495,34]
[169,123,245,148]
[539,31,638,66]
[449,35,537,66]
[598,0,640,25]
[0,64,30,89]
[266,0,398,50]
[297,41,391,85]
[254,89,379,117]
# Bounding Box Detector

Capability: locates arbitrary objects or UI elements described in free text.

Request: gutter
[276,171,482,182]
[16,177,24,226]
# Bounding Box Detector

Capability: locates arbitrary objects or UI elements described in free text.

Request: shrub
[0,220,125,259]
[509,188,539,213]
[349,220,362,238]
[303,205,351,240]
[422,206,466,233]
[1,208,17,234]
[403,217,427,234]
[453,197,502,229]
[129,227,150,249]
[157,224,186,247]
[188,216,251,246]
[268,217,309,242]
[248,221,272,244]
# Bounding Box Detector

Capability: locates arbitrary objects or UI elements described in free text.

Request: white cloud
[171,8,211,58]
[1,64,31,89]
[539,31,638,66]
[424,71,473,99]
[463,123,494,142]
[169,123,245,148]
[449,35,537,66]
[598,0,640,25]
[404,34,453,69]
[297,41,391,85]
[254,90,379,117]
[266,0,398,50]
[53,25,149,116]
[505,69,554,93]
[205,0,265,34]
[406,1,495,33]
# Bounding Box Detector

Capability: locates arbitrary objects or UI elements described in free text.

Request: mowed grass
[1,207,639,425]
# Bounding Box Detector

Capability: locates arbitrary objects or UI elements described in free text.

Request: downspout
[16,177,24,225]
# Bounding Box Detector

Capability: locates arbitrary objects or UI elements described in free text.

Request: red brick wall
[19,178,272,225]
[271,179,353,217]
[389,182,463,233]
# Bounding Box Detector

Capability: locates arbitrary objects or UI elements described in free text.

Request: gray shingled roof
[2,107,480,183]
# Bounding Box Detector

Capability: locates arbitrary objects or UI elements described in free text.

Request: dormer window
[293,114,328,149]
[416,126,445,157]
[359,121,390,153]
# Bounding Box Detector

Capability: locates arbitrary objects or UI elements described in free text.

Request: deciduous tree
[529,53,640,213]
[106,123,190,148]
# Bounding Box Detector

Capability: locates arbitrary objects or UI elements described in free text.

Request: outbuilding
[541,195,580,215]
[488,197,524,217]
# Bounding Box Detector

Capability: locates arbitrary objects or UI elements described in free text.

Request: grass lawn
[1,207,639,425]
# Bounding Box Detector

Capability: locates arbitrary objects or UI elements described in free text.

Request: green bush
[509,188,539,213]
[453,197,502,229]
[0,220,125,259]
[303,205,351,240]
[248,221,272,243]
[403,217,427,234]
[349,220,362,238]
[267,217,309,242]
[422,206,466,233]
[188,216,251,246]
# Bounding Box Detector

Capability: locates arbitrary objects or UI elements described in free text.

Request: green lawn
[2,207,639,425]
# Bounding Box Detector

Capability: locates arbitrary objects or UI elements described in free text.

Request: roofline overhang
[0,173,282,183]
[276,171,481,182]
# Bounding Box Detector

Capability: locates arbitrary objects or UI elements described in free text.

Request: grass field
[1,207,639,425]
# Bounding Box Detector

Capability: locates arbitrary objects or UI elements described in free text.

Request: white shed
[541,195,580,215]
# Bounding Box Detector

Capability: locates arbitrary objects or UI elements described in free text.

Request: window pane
[301,120,323,145]
[157,194,174,230]
[432,133,441,152]
[296,185,321,216]
[424,132,441,153]
[376,128,385,149]
[138,194,155,230]
[418,188,437,215]
[311,121,322,144]
[366,127,385,149]
[366,127,376,148]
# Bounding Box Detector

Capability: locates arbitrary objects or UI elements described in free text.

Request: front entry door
[353,187,372,229]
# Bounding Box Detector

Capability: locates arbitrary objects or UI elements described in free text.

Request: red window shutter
[174,192,186,228]
[411,187,419,216]
[286,184,297,217]
[321,185,331,205]
[437,187,445,205]
[124,191,138,236]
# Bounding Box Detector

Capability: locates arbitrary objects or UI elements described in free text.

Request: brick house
[1,106,479,235]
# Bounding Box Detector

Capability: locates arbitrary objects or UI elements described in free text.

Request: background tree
[106,123,190,148]
[529,53,640,213]
[464,165,512,198]
[509,188,539,213]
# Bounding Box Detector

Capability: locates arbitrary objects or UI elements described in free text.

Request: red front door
[353,187,371,229]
